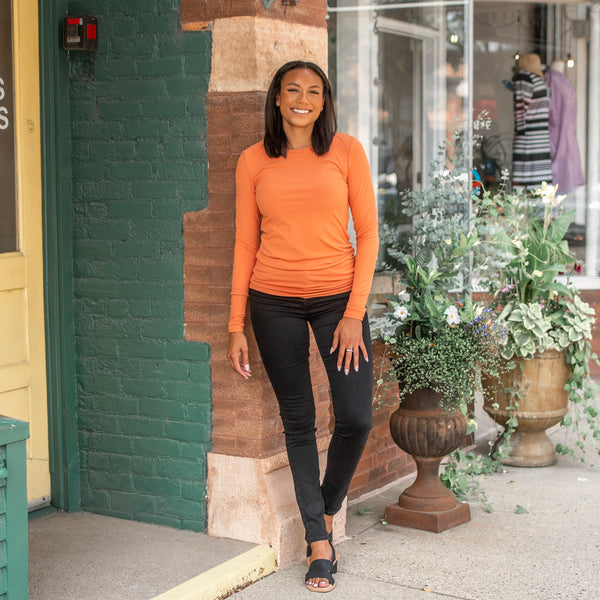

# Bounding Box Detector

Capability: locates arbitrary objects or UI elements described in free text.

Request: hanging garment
[512,70,553,188]
[545,68,585,194]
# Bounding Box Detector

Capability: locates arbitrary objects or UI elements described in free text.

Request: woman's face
[275,67,324,134]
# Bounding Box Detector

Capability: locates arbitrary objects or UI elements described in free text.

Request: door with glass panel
[0,0,50,505]
[375,16,447,262]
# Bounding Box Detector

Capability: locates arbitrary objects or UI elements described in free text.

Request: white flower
[536,181,560,205]
[398,289,411,302]
[444,306,461,326]
[532,270,543,278]
[393,306,410,321]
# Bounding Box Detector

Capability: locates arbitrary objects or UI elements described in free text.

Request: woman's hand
[227,331,252,379]
[330,317,368,375]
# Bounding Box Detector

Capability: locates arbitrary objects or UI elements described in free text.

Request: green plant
[374,156,506,414]
[473,178,600,463]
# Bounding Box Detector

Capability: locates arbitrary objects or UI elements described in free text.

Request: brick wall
[69,0,211,530]
[181,1,414,501]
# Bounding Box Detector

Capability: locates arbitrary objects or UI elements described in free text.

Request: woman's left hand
[330,316,368,375]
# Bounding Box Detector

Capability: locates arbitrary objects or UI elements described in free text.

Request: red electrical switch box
[63,16,98,51]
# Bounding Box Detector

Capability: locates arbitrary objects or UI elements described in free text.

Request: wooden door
[0,0,50,504]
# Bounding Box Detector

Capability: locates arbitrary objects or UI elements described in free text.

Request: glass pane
[0,0,18,254]
[473,1,599,279]
[328,0,471,270]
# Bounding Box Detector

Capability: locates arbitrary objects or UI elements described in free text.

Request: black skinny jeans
[249,289,373,543]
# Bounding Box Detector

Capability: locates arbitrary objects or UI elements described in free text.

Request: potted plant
[473,177,599,466]
[374,163,506,532]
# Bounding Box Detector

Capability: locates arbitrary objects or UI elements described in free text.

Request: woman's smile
[276,68,324,136]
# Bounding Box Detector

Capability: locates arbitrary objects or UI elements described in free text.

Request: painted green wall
[68,0,212,531]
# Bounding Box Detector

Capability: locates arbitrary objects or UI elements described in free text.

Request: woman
[227,60,379,593]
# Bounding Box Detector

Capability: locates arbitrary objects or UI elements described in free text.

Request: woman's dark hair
[264,60,337,158]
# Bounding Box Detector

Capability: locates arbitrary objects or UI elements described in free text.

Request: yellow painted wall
[0,0,50,503]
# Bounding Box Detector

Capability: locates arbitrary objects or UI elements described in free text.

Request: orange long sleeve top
[228,132,379,333]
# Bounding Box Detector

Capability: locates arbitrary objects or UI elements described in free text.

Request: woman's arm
[228,151,260,378]
[345,138,379,321]
[333,138,379,374]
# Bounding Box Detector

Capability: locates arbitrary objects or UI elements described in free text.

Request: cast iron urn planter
[483,348,570,467]
[385,388,471,532]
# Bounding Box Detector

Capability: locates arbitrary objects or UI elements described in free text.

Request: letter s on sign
[0,77,9,129]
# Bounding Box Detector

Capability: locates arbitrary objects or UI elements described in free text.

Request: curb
[151,545,278,600]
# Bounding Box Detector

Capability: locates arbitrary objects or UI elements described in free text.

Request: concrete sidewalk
[29,429,600,600]
[232,453,600,600]
[28,511,261,600]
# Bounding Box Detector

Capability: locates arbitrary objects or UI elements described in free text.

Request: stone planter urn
[483,348,570,467]
[385,388,471,533]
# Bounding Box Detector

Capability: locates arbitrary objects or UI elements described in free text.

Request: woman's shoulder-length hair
[263,60,337,158]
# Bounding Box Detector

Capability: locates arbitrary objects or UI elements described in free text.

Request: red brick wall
[181,0,327,27]
[184,90,338,458]
[182,0,413,494]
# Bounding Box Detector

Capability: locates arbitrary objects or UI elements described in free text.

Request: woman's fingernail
[330,347,334,354]
[355,365,359,372]
[337,365,341,372]
[344,368,349,375]
[365,357,369,362]
[244,364,250,371]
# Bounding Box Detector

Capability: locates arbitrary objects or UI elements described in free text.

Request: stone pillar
[181,0,338,566]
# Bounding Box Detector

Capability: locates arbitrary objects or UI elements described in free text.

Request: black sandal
[306,531,336,568]
[305,558,336,593]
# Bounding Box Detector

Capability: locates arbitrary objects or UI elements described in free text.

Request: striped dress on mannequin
[512,70,552,188]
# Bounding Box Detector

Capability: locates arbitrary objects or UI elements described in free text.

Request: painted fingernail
[365,356,369,362]
[244,364,250,371]
[344,369,349,375]
[355,365,359,372]
[330,347,334,354]
[337,365,341,372]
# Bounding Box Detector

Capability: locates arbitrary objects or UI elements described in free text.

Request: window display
[329,0,600,282]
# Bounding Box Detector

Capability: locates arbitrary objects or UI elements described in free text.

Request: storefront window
[329,0,600,286]
[0,0,18,254]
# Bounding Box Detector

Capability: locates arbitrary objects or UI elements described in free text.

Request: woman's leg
[307,293,373,517]
[249,290,329,544]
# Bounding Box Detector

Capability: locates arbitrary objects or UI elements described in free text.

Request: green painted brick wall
[68,0,212,531]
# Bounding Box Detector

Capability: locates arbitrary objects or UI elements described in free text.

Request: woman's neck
[283,123,313,150]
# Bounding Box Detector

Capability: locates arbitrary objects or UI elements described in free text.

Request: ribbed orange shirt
[228,132,379,332]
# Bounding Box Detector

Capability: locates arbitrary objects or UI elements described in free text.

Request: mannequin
[545,59,585,193]
[511,53,553,189]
